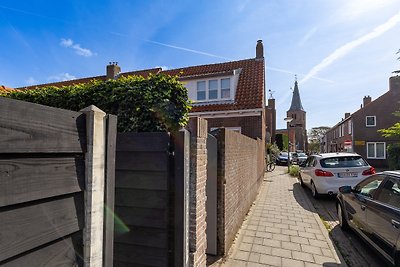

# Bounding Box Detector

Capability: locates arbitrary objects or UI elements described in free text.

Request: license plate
[338,172,357,178]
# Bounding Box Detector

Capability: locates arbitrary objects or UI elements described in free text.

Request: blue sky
[1,0,399,130]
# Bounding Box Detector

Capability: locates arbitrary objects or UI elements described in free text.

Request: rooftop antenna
[295,74,297,82]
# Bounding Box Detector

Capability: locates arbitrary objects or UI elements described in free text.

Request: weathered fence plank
[1,232,83,267]
[0,193,84,262]
[114,206,168,229]
[116,151,169,171]
[115,171,168,190]
[114,244,168,266]
[0,156,84,207]
[0,97,86,153]
[114,188,168,209]
[116,132,170,152]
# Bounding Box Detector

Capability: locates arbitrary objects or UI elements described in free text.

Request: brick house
[18,40,266,142]
[324,74,400,169]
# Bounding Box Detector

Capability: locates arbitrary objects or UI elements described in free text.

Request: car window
[355,174,385,198]
[375,177,400,208]
[320,156,368,168]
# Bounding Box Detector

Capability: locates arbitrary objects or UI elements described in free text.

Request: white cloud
[60,38,96,57]
[48,73,76,82]
[25,76,38,85]
[300,10,400,84]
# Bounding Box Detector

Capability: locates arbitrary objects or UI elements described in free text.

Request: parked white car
[299,153,376,198]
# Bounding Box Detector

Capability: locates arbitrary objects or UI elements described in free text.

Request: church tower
[287,78,307,152]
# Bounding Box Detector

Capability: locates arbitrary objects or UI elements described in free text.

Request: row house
[324,74,400,169]
[17,41,266,142]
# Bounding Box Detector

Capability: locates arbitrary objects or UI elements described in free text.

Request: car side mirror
[339,186,352,194]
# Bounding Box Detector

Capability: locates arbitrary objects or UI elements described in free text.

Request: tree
[379,110,400,170]
[308,126,330,153]
[378,111,400,137]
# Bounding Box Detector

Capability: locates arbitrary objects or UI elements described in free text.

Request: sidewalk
[213,166,347,267]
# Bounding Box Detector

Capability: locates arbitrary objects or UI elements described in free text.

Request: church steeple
[288,78,304,112]
[286,76,307,152]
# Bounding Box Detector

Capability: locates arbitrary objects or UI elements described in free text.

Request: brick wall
[187,117,208,267]
[213,128,264,254]
[207,115,263,140]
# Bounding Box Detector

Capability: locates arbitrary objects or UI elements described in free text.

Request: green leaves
[3,74,191,133]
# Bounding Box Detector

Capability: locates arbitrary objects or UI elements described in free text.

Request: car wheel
[299,174,305,187]
[311,181,319,199]
[337,202,349,231]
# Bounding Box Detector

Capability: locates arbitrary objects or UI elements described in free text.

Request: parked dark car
[336,171,400,266]
[276,152,289,166]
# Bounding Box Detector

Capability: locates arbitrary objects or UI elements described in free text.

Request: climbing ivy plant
[1,74,191,133]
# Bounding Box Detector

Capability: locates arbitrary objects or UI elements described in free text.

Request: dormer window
[221,78,230,99]
[209,80,218,99]
[197,81,206,100]
[194,77,232,101]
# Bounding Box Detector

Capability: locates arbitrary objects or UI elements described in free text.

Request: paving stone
[272,233,290,242]
[309,239,330,249]
[298,231,316,239]
[281,241,301,251]
[282,258,306,267]
[313,254,337,265]
[252,244,272,254]
[235,251,250,261]
[301,244,323,255]
[248,252,261,263]
[290,236,310,245]
[242,235,255,243]
[239,242,252,252]
[263,238,281,248]
[259,254,282,266]
[292,251,314,262]
[271,247,292,258]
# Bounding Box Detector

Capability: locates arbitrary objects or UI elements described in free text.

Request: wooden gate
[113,130,189,266]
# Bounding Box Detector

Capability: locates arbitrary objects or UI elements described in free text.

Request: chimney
[363,95,371,107]
[389,75,400,91]
[107,62,121,79]
[256,40,264,59]
[345,112,350,119]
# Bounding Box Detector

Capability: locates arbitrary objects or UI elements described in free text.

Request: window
[348,120,352,134]
[320,156,368,168]
[355,174,385,198]
[197,81,206,100]
[221,78,230,99]
[366,116,376,127]
[208,80,218,99]
[375,177,400,208]
[367,142,386,159]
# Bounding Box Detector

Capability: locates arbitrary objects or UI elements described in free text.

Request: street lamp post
[284,117,293,173]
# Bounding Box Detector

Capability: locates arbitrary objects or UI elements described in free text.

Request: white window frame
[348,120,352,134]
[366,142,386,159]
[195,77,232,102]
[366,116,376,127]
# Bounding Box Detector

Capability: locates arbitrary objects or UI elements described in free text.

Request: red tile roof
[0,85,17,92]
[164,58,265,112]
[15,58,265,112]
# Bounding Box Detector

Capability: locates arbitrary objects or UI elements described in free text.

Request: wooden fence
[113,131,189,267]
[0,97,116,266]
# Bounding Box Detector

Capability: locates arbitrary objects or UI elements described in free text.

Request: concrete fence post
[80,105,106,267]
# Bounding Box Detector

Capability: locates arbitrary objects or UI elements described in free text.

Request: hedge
[1,74,191,133]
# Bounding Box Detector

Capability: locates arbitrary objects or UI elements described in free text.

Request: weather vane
[268,89,275,99]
